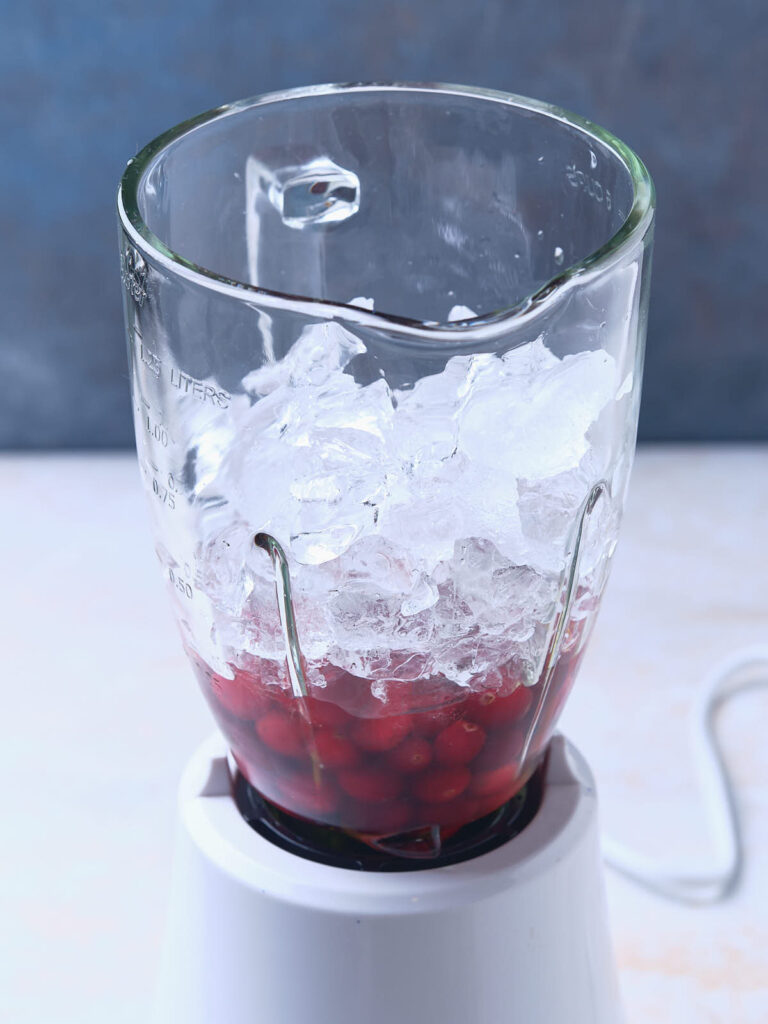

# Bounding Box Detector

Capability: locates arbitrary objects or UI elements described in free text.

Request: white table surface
[1,447,767,1023]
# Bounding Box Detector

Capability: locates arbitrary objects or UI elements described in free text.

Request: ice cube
[447,303,478,321]
[400,575,439,617]
[227,352,397,565]
[459,340,616,480]
[242,320,366,396]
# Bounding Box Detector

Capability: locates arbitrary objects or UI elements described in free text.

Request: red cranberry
[387,736,433,774]
[275,771,338,817]
[473,727,526,771]
[302,696,352,731]
[256,710,305,757]
[413,702,464,737]
[466,686,533,729]
[313,730,360,769]
[351,715,413,752]
[434,720,486,765]
[338,768,403,803]
[414,766,471,804]
[470,763,519,797]
[210,670,269,720]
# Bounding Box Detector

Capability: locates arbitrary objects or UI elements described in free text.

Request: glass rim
[117,81,655,343]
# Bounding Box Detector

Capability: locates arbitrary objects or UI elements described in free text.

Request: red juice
[190,639,585,848]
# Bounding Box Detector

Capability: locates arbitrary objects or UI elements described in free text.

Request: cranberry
[351,715,412,752]
[413,702,464,737]
[313,730,360,769]
[302,696,352,731]
[229,729,275,777]
[434,720,486,765]
[338,768,403,803]
[256,710,305,757]
[387,736,433,774]
[414,766,471,804]
[260,683,294,711]
[470,763,519,797]
[473,727,526,771]
[467,687,533,729]
[210,670,268,720]
[275,771,338,817]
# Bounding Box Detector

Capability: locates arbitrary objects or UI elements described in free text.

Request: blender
[117,83,654,1024]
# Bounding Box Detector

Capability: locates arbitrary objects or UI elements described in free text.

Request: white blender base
[155,734,623,1024]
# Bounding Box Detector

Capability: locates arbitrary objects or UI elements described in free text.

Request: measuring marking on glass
[565,163,613,210]
[143,410,170,448]
[168,567,194,600]
[137,450,184,514]
[120,245,147,306]
[138,343,163,378]
[131,330,231,410]
[169,368,231,409]
[151,472,178,511]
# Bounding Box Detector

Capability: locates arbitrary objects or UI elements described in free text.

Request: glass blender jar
[118,83,653,862]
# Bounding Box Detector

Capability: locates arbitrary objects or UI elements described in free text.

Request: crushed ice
[193,320,626,688]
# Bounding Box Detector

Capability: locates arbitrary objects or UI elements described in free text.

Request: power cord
[601,646,768,904]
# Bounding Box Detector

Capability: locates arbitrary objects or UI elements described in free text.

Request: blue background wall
[1,0,766,447]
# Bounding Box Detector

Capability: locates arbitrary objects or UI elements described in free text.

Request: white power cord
[601,645,768,905]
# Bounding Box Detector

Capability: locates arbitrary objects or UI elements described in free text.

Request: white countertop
[1,447,767,1023]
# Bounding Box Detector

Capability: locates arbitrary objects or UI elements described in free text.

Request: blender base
[155,734,623,1024]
